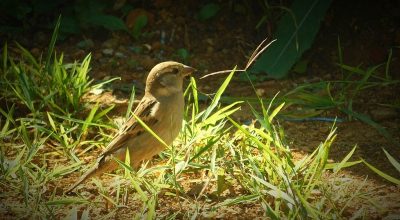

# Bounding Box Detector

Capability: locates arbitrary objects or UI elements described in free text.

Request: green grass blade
[363,159,400,185]
[46,15,61,71]
[227,117,281,162]
[325,160,362,170]
[341,108,398,147]
[2,42,7,71]
[382,149,400,173]
[189,137,218,163]
[332,145,358,173]
[385,49,392,79]
[216,194,260,207]
[46,198,89,205]
[48,112,114,129]
[46,111,57,132]
[125,85,136,120]
[190,77,199,113]
[114,157,134,173]
[200,101,243,126]
[93,104,114,122]
[251,174,295,205]
[80,103,99,136]
[268,102,285,122]
[15,43,40,69]
[202,67,236,120]
[132,113,168,148]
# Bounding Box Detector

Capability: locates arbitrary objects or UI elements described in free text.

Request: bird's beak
[181,65,196,77]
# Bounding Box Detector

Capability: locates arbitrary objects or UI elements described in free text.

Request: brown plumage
[66,61,195,193]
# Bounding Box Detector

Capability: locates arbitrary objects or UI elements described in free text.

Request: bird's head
[145,61,195,97]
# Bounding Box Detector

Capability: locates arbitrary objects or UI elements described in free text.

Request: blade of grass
[199,101,243,127]
[341,108,398,147]
[216,194,260,207]
[362,159,400,185]
[80,103,99,138]
[331,145,358,173]
[46,15,61,71]
[382,149,400,173]
[125,85,136,120]
[2,42,7,71]
[132,113,168,148]
[202,67,236,120]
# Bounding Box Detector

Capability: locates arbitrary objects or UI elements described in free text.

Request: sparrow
[66,61,195,193]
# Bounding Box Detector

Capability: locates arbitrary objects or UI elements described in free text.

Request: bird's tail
[65,157,117,194]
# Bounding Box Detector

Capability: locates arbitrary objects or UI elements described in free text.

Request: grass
[220,38,399,147]
[1,29,399,219]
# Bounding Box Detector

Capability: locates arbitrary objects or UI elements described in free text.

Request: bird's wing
[100,96,159,157]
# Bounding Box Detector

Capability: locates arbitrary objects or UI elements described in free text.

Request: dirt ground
[4,0,400,218]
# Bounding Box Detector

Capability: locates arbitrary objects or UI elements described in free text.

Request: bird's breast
[124,93,185,166]
[151,94,184,145]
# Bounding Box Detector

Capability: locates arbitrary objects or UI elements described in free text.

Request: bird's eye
[171,68,179,74]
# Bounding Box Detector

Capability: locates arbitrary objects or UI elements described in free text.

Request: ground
[2,0,400,219]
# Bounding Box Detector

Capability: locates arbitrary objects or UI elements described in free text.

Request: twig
[199,69,246,79]
[200,38,276,79]
[245,39,276,70]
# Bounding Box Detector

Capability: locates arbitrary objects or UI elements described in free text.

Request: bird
[66,61,195,193]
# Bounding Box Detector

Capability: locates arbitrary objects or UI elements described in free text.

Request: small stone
[102,38,119,48]
[76,39,94,49]
[256,88,265,96]
[115,52,126,58]
[102,48,114,56]
[143,44,152,51]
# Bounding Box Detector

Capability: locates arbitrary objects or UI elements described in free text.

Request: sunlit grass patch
[1,28,399,218]
[80,70,386,218]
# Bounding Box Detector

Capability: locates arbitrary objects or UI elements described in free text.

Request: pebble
[76,39,94,49]
[102,38,119,48]
[115,52,126,58]
[256,88,265,96]
[102,48,114,56]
